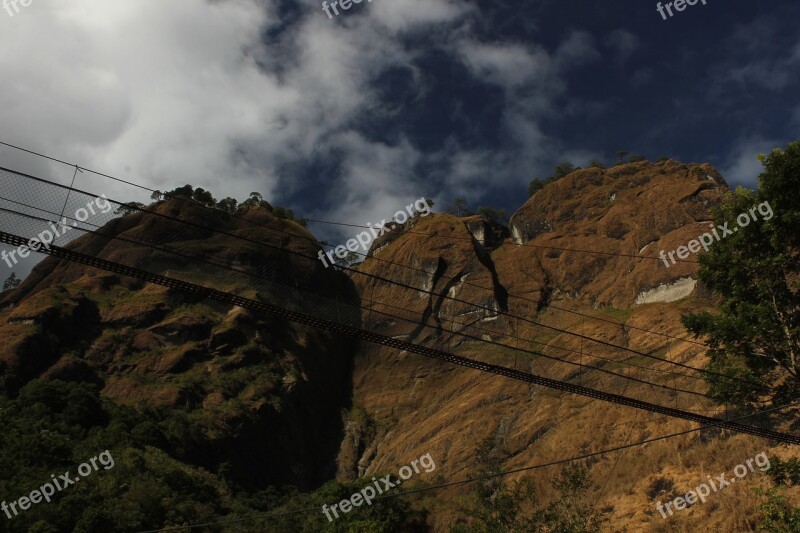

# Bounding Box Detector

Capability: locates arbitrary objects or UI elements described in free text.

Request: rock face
[0,199,358,490]
[507,160,728,308]
[338,161,776,531]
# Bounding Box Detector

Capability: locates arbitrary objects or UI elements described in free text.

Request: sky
[0,0,798,277]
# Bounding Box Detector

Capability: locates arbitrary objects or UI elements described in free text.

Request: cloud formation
[0,0,608,244]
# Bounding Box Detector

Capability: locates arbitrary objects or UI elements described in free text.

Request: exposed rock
[635,277,697,304]
[340,161,758,532]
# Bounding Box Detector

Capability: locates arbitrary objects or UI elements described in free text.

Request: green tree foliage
[166,184,194,199]
[191,187,216,207]
[768,456,800,486]
[2,272,21,292]
[261,478,428,532]
[332,250,361,269]
[682,141,800,408]
[627,154,647,163]
[239,191,273,211]
[756,489,800,532]
[0,379,426,532]
[588,159,605,169]
[113,202,146,216]
[450,198,472,216]
[756,455,800,532]
[272,206,293,219]
[451,438,602,532]
[528,178,546,197]
[215,197,238,213]
[476,207,507,225]
[0,380,427,533]
[135,186,308,226]
[0,380,235,532]
[552,162,576,180]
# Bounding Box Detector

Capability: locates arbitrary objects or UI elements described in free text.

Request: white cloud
[457,41,553,89]
[719,137,777,189]
[0,0,602,246]
[366,0,472,33]
[604,29,639,64]
[0,0,287,201]
[711,10,800,92]
[554,30,601,68]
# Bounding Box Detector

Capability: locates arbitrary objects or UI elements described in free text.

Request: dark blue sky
[286,0,800,227]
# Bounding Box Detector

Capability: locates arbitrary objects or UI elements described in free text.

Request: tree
[588,159,605,169]
[2,272,21,292]
[272,206,291,219]
[452,198,470,216]
[756,456,800,533]
[528,178,546,197]
[655,156,669,163]
[453,437,602,532]
[553,161,577,180]
[333,251,361,268]
[239,192,261,209]
[114,202,146,216]
[627,154,647,162]
[239,192,273,211]
[681,141,800,408]
[477,207,507,225]
[191,188,216,207]
[216,197,238,213]
[756,489,800,532]
[616,151,628,163]
[166,184,194,199]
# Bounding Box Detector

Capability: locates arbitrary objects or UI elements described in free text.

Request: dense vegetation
[0,379,426,532]
[682,141,800,409]
[114,186,306,226]
[450,438,603,533]
[682,141,800,531]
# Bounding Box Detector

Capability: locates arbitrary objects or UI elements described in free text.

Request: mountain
[0,160,795,531]
[338,160,795,530]
[0,201,358,491]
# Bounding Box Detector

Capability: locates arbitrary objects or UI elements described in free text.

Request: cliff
[0,199,358,490]
[339,160,795,531]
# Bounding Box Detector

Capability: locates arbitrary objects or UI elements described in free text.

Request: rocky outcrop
[635,277,697,304]
[507,160,728,307]
[339,161,767,532]
[0,198,359,490]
